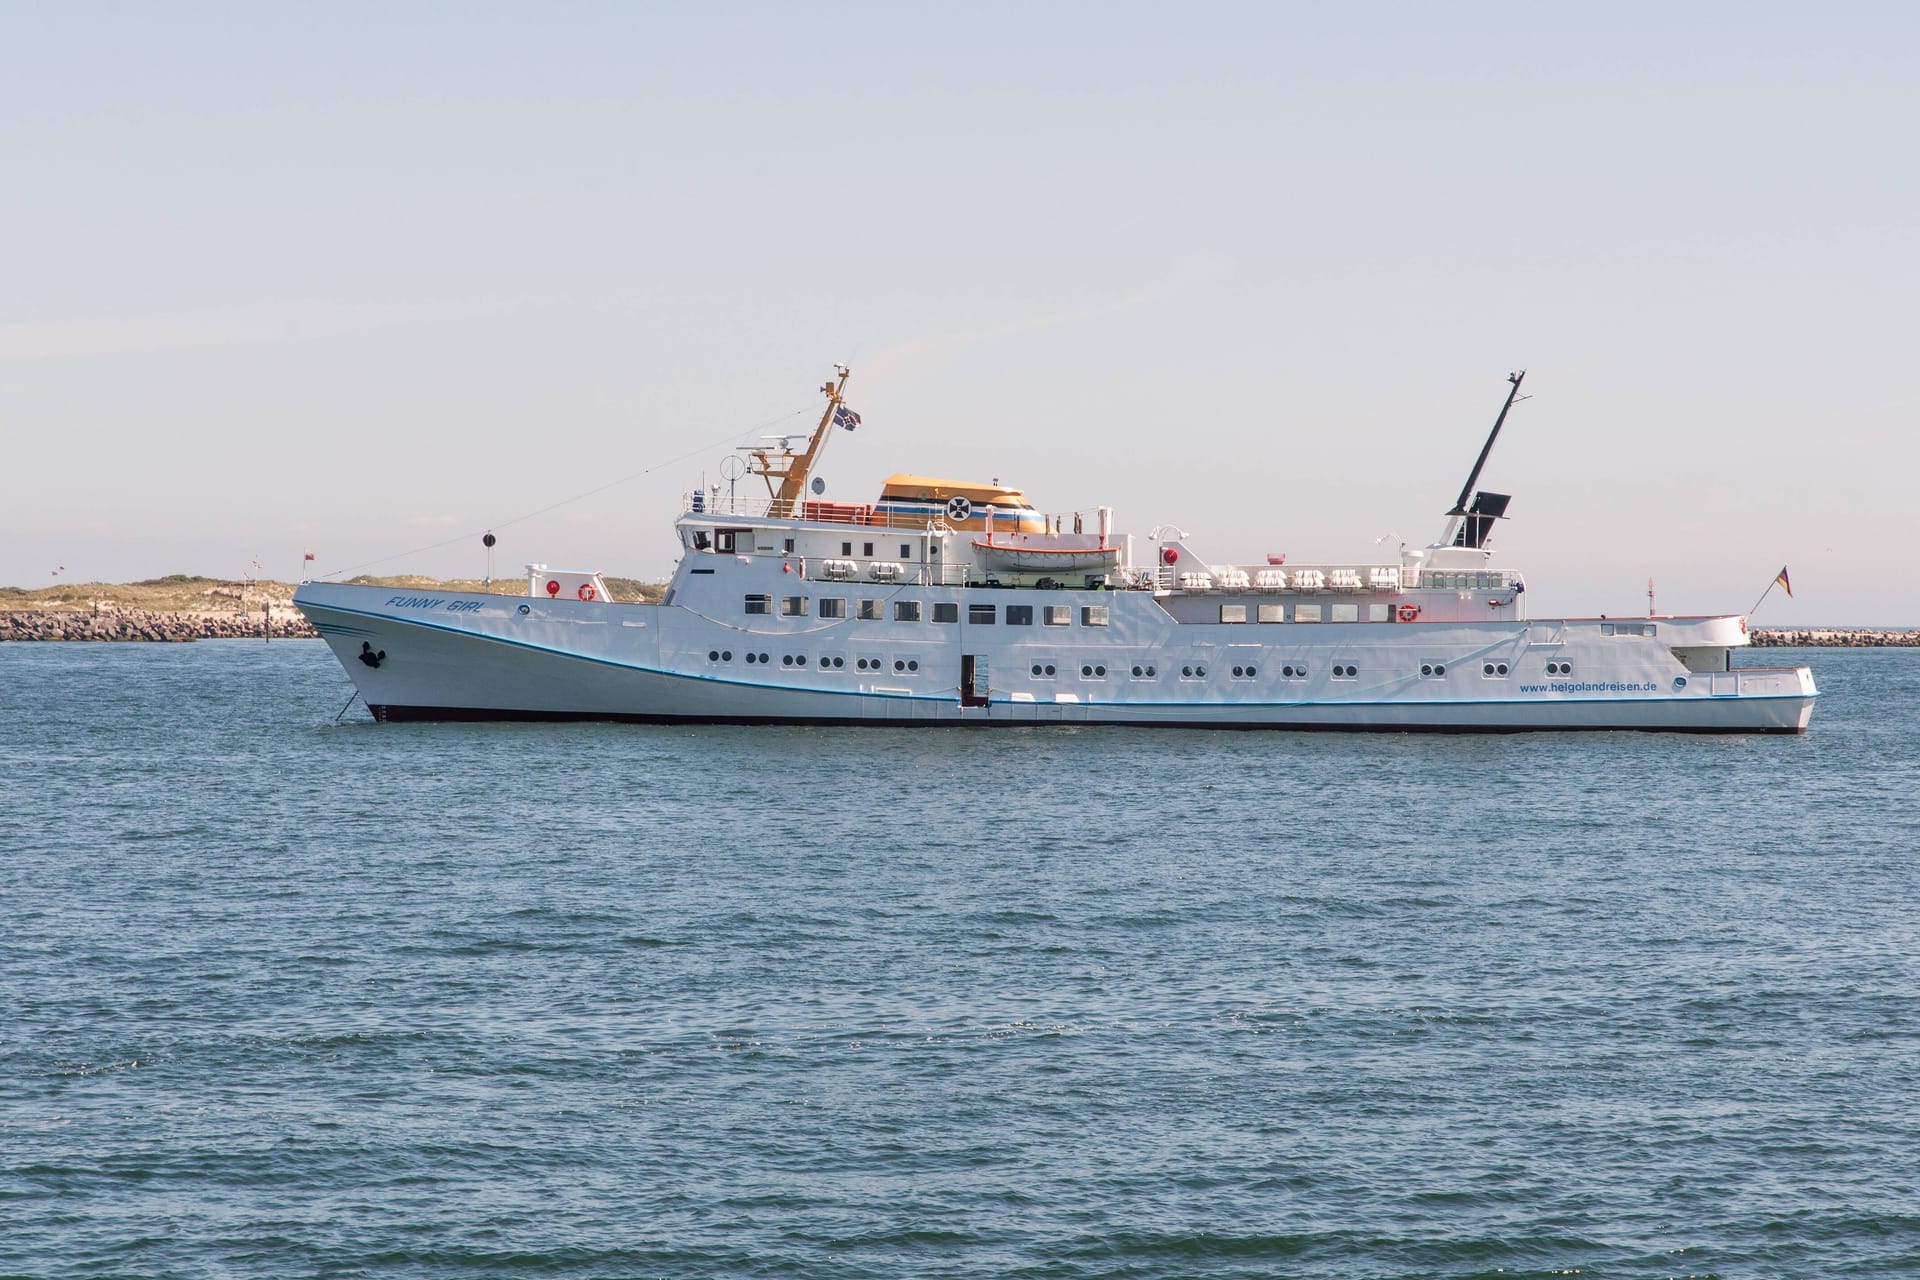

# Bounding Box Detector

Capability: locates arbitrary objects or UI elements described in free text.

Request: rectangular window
[840,541,852,556]
[900,543,912,558]
[783,538,796,554]
[863,541,874,557]
[858,599,883,621]
[715,530,739,553]
[894,600,922,622]
[1368,603,1391,623]
[1258,603,1286,624]
[818,598,847,619]
[1043,605,1071,626]
[781,596,809,617]
[932,602,958,623]
[968,603,996,624]
[1081,605,1109,626]
[1220,604,1247,624]
[1294,603,1323,623]
[1331,603,1359,623]
[743,594,771,615]
[1005,604,1034,626]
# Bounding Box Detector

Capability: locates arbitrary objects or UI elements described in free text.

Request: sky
[2,2,1914,623]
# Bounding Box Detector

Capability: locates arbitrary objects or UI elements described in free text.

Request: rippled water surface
[3,641,1917,1278]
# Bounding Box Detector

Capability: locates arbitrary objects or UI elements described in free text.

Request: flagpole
[1747,580,1776,617]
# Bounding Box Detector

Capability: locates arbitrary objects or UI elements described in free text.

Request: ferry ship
[294,367,1817,733]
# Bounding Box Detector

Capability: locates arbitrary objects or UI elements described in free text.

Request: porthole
[782,654,793,666]
[1095,665,1106,677]
[1195,666,1206,678]
[894,660,905,672]
[1420,664,1433,676]
[1496,663,1507,675]
[722,650,732,662]
[746,653,758,664]
[709,650,720,661]
[1081,665,1093,677]
[1282,665,1295,677]
[1673,676,1688,690]
[1434,664,1446,676]
[832,657,844,668]
[1131,665,1143,677]
[1245,664,1257,677]
[908,660,919,672]
[759,653,769,664]
[819,657,830,668]
[1145,665,1156,677]
[1484,663,1495,675]
[1232,665,1244,677]
[1182,665,1193,677]
[1032,664,1044,676]
[1044,664,1056,676]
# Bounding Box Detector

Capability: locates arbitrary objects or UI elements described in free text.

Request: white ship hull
[296,582,1817,733]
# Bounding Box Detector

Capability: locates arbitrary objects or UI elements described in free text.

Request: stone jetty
[0,608,317,642]
[1750,628,1920,648]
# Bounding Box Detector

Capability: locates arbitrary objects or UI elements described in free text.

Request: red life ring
[1739,617,1748,634]
[577,583,596,601]
[1397,604,1420,623]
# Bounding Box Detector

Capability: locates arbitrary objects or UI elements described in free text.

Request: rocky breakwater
[0,608,318,642]
[1751,628,1920,648]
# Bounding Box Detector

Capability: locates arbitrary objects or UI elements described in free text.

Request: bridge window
[968,603,996,624]
[894,600,922,622]
[744,594,770,615]
[818,598,846,619]
[1044,605,1071,626]
[932,602,958,623]
[781,596,808,617]
[1006,604,1034,626]
[1081,606,1109,627]
[858,599,883,620]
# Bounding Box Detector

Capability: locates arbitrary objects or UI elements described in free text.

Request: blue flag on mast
[832,406,861,431]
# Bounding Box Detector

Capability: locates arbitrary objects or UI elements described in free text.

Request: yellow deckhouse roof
[878,475,1035,508]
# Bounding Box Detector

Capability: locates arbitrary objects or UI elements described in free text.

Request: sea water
[2,641,1916,1278]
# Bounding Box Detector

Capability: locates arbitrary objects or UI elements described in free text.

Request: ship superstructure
[294,367,1817,732]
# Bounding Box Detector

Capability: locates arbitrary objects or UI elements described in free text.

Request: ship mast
[1439,370,1526,550]
[753,365,852,510]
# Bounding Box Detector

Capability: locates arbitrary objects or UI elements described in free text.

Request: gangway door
[961,654,990,708]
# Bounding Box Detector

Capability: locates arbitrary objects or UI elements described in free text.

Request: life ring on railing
[1397,603,1420,623]
[577,583,596,601]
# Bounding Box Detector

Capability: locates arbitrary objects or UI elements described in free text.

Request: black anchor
[357,641,387,668]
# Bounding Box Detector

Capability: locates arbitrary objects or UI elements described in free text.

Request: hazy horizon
[5,4,1914,623]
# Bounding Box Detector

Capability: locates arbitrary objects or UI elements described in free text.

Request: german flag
[1774,566,1793,598]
